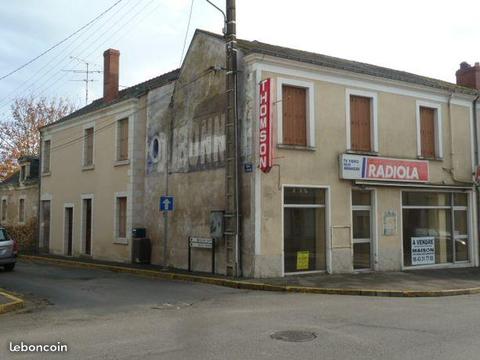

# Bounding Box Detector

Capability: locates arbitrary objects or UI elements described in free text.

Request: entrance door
[40,200,51,252]
[283,187,327,273]
[84,199,92,255]
[65,207,73,256]
[352,190,373,270]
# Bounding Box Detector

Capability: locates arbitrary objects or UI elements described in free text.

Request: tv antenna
[63,56,102,105]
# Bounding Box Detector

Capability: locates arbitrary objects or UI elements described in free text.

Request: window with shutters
[278,78,315,148]
[42,139,51,174]
[116,196,127,239]
[116,118,129,162]
[346,89,378,153]
[282,85,307,146]
[1,198,7,222]
[83,127,94,167]
[416,102,442,159]
[18,198,25,224]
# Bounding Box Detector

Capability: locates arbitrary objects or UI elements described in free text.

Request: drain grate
[271,330,317,342]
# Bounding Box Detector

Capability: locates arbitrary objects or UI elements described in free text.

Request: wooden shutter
[118,119,128,160]
[282,86,307,146]
[118,197,127,238]
[84,128,94,166]
[43,140,51,173]
[420,107,436,158]
[350,96,372,151]
[2,199,6,221]
[19,199,24,223]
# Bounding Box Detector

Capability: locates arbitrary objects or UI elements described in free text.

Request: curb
[19,255,480,298]
[0,290,24,315]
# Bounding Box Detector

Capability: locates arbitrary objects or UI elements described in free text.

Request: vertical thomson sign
[259,79,272,173]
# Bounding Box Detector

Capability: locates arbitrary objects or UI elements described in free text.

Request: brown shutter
[282,85,307,146]
[43,140,51,173]
[118,119,128,160]
[350,96,372,151]
[84,128,94,166]
[420,107,435,158]
[118,197,127,238]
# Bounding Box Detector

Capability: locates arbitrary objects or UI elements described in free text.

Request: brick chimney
[456,61,480,90]
[103,49,120,102]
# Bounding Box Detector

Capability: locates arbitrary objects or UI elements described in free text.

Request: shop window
[402,192,469,267]
[352,190,372,270]
[283,187,326,273]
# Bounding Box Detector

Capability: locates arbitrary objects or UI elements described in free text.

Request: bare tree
[0,96,76,180]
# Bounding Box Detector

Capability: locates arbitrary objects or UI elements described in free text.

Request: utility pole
[224,0,241,277]
[63,57,102,105]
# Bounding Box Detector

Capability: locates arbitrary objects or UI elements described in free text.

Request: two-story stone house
[40,30,480,278]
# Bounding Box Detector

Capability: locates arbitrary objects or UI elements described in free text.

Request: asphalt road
[1,261,480,360]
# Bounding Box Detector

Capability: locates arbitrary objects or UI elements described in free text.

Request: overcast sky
[1,0,479,118]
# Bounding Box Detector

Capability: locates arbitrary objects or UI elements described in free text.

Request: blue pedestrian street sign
[160,196,174,211]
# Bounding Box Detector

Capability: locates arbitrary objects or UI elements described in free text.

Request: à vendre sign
[340,154,429,182]
[259,79,272,173]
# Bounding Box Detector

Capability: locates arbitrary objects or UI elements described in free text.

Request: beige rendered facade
[248,56,478,277]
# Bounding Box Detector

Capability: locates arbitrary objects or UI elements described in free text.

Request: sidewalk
[20,254,480,297]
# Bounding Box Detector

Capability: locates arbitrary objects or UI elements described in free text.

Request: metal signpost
[160,196,174,268]
[188,237,216,274]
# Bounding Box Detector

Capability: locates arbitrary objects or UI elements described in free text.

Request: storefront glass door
[352,190,372,270]
[283,187,326,273]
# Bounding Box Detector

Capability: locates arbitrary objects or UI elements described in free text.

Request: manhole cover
[271,330,316,342]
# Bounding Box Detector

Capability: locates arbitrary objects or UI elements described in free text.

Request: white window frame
[82,123,95,169]
[276,78,315,148]
[1,196,8,222]
[113,192,128,245]
[63,203,75,256]
[346,88,378,153]
[18,196,26,225]
[416,100,443,159]
[281,184,331,276]
[80,194,94,256]
[114,117,130,165]
[42,136,52,175]
[350,189,377,271]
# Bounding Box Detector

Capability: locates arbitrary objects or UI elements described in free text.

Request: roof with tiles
[198,29,478,96]
[43,68,180,129]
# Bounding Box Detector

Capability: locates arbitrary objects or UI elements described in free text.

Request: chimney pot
[103,49,120,102]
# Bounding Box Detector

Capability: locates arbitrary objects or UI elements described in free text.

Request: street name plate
[189,237,213,249]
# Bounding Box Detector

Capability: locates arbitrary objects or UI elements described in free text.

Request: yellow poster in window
[296,251,309,270]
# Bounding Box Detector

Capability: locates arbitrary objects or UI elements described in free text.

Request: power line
[179,0,196,67]
[0,0,137,109]
[0,0,124,82]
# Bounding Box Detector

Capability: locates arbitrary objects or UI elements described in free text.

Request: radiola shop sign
[259,79,272,173]
[340,154,429,182]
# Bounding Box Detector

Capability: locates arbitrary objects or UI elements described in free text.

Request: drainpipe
[473,95,480,266]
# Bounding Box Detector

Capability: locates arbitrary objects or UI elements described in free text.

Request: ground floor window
[402,191,469,267]
[352,190,372,270]
[283,187,326,273]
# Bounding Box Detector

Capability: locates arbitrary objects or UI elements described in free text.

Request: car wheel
[3,263,15,272]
